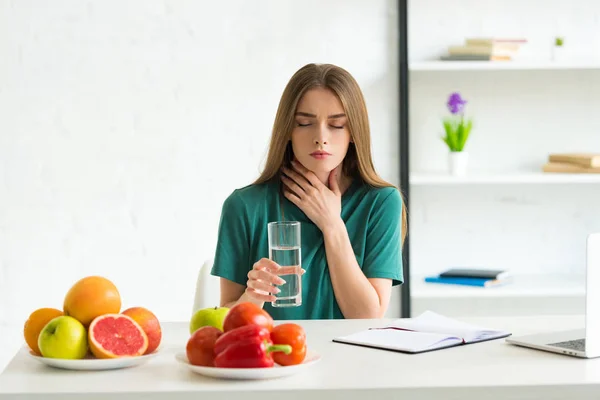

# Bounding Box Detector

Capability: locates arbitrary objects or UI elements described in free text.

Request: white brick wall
[0,0,402,363]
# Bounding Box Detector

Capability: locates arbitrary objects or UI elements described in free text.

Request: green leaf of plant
[442,117,461,151]
[457,119,473,151]
[456,123,465,151]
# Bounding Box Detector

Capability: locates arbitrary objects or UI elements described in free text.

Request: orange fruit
[88,314,148,359]
[63,276,121,326]
[23,308,64,355]
[122,307,162,354]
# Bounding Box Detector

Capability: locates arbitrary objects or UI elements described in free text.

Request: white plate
[26,347,160,371]
[175,350,321,380]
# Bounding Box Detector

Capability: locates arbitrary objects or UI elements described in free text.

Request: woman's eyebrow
[295,112,346,119]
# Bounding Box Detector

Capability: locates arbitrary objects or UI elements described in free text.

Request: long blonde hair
[254,63,407,245]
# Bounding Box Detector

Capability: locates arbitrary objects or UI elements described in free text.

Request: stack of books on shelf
[543,153,600,173]
[424,268,511,288]
[440,37,528,62]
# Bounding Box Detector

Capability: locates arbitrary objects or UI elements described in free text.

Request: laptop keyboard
[548,339,586,351]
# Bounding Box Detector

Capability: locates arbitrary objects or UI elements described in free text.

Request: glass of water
[267,221,302,307]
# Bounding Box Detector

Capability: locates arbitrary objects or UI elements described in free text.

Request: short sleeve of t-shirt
[210,191,251,286]
[361,188,404,286]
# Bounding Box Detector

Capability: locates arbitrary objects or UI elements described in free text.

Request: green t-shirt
[210,178,404,320]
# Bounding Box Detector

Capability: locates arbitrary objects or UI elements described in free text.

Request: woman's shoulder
[348,182,403,222]
[354,181,402,206]
[222,179,278,210]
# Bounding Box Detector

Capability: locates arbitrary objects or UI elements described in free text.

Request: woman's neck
[313,171,330,187]
[312,170,352,194]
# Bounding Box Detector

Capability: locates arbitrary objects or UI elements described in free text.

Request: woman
[211,63,407,319]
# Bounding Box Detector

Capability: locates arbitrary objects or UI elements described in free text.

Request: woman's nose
[314,124,329,145]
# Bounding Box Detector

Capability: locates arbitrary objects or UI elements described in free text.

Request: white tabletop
[1,315,600,400]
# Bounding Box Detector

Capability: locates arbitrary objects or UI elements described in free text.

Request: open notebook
[333,311,511,354]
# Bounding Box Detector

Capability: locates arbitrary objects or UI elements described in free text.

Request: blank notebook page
[334,328,463,353]
[387,311,507,342]
[333,311,511,353]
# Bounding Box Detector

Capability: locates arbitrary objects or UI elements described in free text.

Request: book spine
[543,162,600,174]
[440,55,511,61]
[548,154,600,168]
[447,45,517,57]
[465,38,528,45]
[424,277,500,287]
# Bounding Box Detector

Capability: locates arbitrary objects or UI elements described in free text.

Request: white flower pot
[448,151,469,176]
[551,46,566,62]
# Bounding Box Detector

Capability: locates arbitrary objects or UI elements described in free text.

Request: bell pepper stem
[266,343,293,355]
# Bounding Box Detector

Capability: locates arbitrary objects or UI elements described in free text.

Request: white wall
[408,0,600,279]
[0,0,402,351]
[6,0,598,369]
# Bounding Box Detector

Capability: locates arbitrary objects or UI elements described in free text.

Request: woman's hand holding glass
[245,258,286,303]
[245,258,305,304]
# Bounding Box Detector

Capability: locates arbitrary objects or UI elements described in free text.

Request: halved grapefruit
[88,314,149,359]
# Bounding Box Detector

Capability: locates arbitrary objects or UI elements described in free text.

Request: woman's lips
[310,151,331,160]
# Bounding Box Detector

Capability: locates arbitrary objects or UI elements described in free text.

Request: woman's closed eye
[296,122,344,129]
[329,118,346,129]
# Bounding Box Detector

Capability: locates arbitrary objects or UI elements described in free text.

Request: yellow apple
[38,316,88,359]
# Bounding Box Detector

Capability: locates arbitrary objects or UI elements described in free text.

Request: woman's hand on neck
[301,164,348,194]
[291,158,350,194]
[281,161,349,232]
[312,170,330,187]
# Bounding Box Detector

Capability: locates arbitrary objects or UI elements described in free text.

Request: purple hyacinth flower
[447,92,467,115]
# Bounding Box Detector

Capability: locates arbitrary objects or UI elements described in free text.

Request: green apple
[38,316,88,359]
[190,306,229,334]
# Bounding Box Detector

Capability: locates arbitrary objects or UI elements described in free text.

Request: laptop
[506,233,600,358]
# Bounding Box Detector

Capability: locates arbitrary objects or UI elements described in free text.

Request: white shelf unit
[407,59,600,317]
[410,172,600,185]
[410,60,600,71]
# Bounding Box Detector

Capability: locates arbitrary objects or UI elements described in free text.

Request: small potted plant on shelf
[442,92,473,176]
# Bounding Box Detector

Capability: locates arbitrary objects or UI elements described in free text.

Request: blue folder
[424,276,503,287]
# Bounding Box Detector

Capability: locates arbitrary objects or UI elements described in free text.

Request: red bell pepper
[213,324,271,355]
[270,323,307,366]
[213,325,292,368]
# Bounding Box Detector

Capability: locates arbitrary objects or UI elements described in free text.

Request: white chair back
[191,258,221,315]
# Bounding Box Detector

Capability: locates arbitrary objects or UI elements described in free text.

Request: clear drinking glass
[267,221,302,307]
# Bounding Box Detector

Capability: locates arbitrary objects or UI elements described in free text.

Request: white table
[1,315,600,400]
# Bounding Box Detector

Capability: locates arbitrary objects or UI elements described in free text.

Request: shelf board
[410,60,600,71]
[410,171,600,185]
[411,273,585,299]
